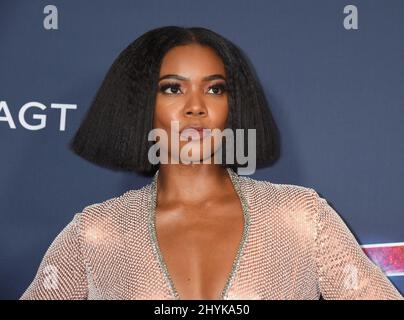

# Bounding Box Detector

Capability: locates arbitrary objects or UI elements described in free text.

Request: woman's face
[153,43,229,164]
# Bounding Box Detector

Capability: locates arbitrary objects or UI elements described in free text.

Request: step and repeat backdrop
[0,0,403,299]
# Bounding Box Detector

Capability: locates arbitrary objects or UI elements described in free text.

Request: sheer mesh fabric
[20,168,403,300]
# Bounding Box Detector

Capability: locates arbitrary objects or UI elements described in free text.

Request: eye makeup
[158,81,228,95]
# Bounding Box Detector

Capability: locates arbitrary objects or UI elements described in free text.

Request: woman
[20,26,402,300]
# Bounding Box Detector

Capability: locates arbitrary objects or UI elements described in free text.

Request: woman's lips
[180,128,211,140]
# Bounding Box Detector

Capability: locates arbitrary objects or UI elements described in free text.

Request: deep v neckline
[147,167,251,300]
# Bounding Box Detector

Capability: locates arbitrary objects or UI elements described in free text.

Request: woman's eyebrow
[158,74,226,82]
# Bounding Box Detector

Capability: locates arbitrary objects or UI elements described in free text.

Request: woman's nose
[183,95,207,117]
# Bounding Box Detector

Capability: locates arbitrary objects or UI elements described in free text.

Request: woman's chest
[84,202,319,300]
[153,198,245,300]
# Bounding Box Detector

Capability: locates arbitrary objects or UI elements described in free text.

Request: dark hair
[68,25,280,176]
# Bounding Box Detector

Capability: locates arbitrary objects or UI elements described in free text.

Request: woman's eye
[207,84,227,95]
[159,84,182,95]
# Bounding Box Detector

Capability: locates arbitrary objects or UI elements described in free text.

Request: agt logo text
[0,101,77,131]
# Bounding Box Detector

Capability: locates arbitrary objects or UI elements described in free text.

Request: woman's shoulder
[238,174,321,221]
[74,183,153,229]
[85,183,150,209]
[239,174,318,202]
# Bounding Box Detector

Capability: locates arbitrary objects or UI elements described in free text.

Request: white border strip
[386,272,404,277]
[361,242,404,248]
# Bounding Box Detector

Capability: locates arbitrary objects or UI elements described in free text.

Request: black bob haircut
[68,25,280,177]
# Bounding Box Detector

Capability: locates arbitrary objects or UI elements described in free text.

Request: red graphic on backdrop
[362,242,404,276]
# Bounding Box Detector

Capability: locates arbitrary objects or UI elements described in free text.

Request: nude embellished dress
[20,168,403,300]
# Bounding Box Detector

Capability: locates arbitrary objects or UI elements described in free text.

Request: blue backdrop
[1,0,403,299]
